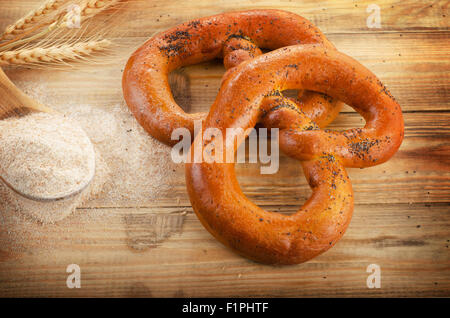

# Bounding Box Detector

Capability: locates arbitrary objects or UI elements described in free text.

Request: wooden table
[0,0,448,297]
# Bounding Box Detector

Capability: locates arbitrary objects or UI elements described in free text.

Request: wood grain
[0,204,448,297]
[0,0,449,297]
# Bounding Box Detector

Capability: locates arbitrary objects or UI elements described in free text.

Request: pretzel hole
[169,61,225,114]
[234,133,312,216]
[169,70,192,113]
[326,113,367,132]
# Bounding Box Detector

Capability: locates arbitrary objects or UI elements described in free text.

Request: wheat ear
[0,0,69,41]
[60,0,121,28]
[0,39,111,66]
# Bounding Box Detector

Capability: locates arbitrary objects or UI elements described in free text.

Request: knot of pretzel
[122,9,404,264]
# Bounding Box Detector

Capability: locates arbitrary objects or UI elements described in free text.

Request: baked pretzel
[122,9,343,145]
[122,10,404,264]
[185,45,404,264]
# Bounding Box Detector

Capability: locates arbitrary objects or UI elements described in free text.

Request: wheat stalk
[0,39,111,66]
[60,0,121,28]
[0,0,69,41]
[0,0,127,68]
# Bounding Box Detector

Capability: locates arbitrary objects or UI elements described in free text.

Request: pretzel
[122,9,343,145]
[185,44,404,264]
[122,10,404,264]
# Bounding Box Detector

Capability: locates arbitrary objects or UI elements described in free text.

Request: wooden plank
[0,204,448,297]
[0,0,448,35]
